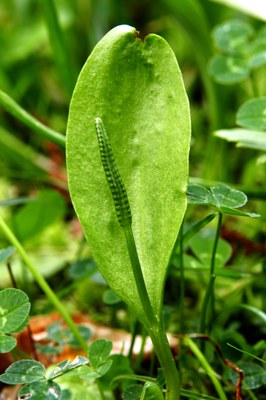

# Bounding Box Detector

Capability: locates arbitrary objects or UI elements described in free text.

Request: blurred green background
[0,0,265,292]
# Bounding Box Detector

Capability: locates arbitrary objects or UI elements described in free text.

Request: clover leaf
[188,183,259,217]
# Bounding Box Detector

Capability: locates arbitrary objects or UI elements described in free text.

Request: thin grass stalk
[0,89,65,147]
[184,337,228,400]
[0,216,88,352]
[200,212,222,334]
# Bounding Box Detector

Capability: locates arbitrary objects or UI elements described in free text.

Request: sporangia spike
[95,117,132,228]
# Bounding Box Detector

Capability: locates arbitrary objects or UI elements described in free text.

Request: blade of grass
[200,212,223,334]
[183,213,217,244]
[227,343,266,364]
[0,126,67,190]
[0,126,58,172]
[0,216,116,400]
[0,89,65,147]
[200,274,216,334]
[0,216,88,352]
[184,337,228,400]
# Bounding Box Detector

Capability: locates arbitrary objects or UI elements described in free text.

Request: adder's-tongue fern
[95,117,132,228]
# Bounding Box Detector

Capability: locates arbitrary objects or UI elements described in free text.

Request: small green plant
[214,97,266,157]
[0,287,30,353]
[66,24,190,400]
[187,183,259,334]
[36,321,92,356]
[0,339,113,399]
[209,20,266,85]
[209,19,266,165]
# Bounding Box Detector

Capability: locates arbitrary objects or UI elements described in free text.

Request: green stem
[210,213,223,276]
[0,89,66,147]
[184,338,227,400]
[123,224,180,399]
[200,212,222,334]
[200,274,216,334]
[0,216,88,352]
[149,325,180,400]
[123,224,158,327]
[208,212,222,332]
[96,380,107,400]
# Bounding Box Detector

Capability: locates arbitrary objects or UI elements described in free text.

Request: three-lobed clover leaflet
[95,117,132,228]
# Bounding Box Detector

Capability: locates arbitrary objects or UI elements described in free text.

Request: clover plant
[215,97,266,154]
[209,19,266,167]
[209,20,266,85]
[0,287,30,353]
[188,183,259,333]
[0,340,113,400]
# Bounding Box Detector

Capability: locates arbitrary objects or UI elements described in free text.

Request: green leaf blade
[236,97,266,131]
[88,339,112,369]
[190,235,232,268]
[140,382,164,400]
[0,247,15,264]
[187,183,258,217]
[249,28,266,69]
[0,360,46,384]
[66,25,191,321]
[183,213,217,244]
[187,183,214,205]
[209,55,250,85]
[0,288,30,333]
[18,380,61,400]
[0,334,17,353]
[47,356,89,380]
[11,190,66,242]
[209,0,266,22]
[219,206,260,218]
[214,128,266,151]
[210,184,247,209]
[212,19,254,55]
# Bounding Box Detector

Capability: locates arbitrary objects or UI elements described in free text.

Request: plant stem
[123,223,180,399]
[184,337,227,400]
[0,216,88,352]
[200,212,222,334]
[210,213,223,276]
[123,224,158,327]
[200,274,216,334]
[96,380,107,400]
[0,89,66,147]
[149,325,180,400]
